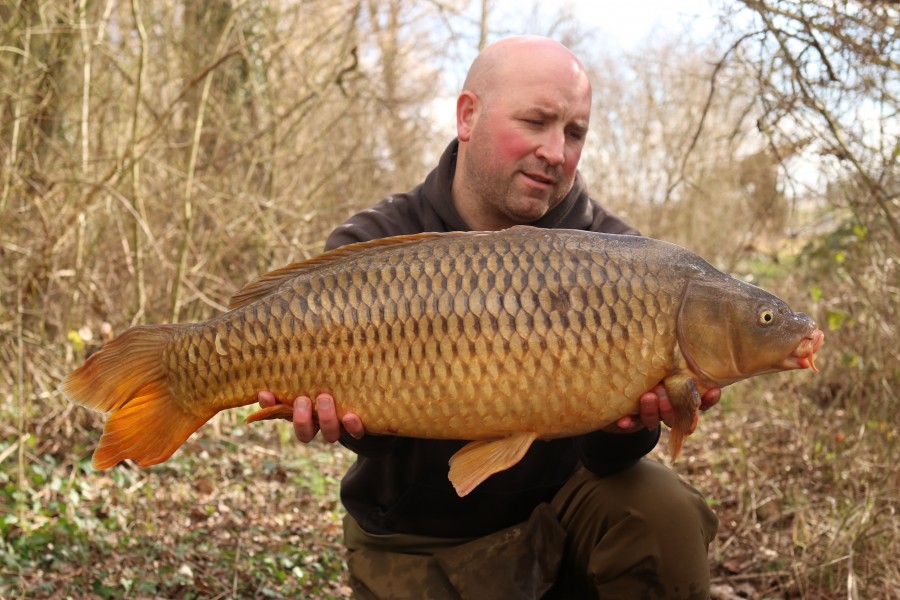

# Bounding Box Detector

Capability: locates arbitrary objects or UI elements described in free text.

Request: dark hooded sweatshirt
[326,140,660,539]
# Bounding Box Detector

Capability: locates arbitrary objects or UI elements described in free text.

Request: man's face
[460,59,592,226]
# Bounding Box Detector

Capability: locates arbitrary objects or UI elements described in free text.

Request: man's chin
[505,193,562,224]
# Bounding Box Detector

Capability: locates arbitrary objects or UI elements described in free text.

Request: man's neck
[450,159,511,232]
[452,191,509,232]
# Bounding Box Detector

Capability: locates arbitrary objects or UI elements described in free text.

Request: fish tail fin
[663,375,702,461]
[59,325,215,469]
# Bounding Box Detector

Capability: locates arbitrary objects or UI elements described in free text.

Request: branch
[665,30,763,202]
[749,3,900,242]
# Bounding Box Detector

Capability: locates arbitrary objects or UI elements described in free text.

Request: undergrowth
[0,414,355,599]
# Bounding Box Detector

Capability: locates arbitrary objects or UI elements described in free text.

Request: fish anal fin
[662,374,702,461]
[448,432,539,497]
[229,231,466,309]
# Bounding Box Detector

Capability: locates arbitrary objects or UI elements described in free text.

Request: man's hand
[257,391,365,443]
[603,384,721,434]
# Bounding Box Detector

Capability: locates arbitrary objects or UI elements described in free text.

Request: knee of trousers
[550,460,719,597]
[553,459,718,540]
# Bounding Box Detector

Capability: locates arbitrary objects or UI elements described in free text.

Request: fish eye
[758,309,775,325]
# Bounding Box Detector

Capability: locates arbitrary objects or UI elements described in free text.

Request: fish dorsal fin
[229,231,467,309]
[447,432,539,497]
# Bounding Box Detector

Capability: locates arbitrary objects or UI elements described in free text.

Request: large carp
[60,227,823,496]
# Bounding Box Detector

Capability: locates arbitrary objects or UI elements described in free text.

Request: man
[260,36,720,599]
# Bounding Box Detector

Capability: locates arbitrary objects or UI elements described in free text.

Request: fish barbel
[60,227,824,495]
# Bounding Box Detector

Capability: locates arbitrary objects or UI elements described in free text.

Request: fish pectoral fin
[448,432,539,497]
[245,403,294,423]
[662,374,702,461]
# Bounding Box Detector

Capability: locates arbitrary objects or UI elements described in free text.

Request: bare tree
[729,0,898,239]
[582,35,774,264]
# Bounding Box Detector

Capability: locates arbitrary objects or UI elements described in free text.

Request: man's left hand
[603,384,721,433]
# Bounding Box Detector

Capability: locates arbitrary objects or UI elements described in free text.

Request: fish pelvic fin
[662,374,702,461]
[448,432,539,497]
[245,403,294,423]
[58,325,215,469]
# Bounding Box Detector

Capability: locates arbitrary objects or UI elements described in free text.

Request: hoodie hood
[423,139,621,233]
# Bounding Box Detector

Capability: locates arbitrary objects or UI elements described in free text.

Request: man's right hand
[257,390,365,443]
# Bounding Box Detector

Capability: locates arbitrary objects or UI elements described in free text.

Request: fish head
[677,275,825,388]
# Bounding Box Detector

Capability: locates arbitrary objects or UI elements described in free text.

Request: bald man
[259,36,719,599]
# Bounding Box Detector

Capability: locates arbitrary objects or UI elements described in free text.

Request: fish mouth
[783,328,825,372]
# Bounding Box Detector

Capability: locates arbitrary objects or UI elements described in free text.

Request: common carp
[60,227,823,496]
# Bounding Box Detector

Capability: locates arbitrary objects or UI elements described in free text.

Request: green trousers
[343,460,718,600]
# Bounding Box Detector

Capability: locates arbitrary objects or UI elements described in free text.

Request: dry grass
[675,378,899,599]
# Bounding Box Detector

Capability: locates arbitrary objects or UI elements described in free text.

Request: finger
[258,390,276,408]
[639,395,661,431]
[603,414,639,433]
[315,393,341,443]
[292,396,317,443]
[341,412,366,439]
[700,388,721,411]
[616,415,635,429]
[656,389,678,429]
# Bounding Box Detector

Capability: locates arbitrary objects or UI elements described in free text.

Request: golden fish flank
[59,227,824,496]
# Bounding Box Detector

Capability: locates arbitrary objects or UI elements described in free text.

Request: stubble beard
[463,154,565,227]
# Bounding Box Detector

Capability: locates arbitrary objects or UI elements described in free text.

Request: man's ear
[456,91,478,141]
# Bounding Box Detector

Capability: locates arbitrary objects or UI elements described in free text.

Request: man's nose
[535,129,565,166]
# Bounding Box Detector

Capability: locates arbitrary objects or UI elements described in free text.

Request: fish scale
[60,226,823,495]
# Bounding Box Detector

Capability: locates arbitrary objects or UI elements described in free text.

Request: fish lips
[782,325,825,372]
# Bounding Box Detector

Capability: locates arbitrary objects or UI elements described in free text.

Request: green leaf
[91,578,117,598]
[810,285,823,302]
[840,352,860,368]
[826,309,847,330]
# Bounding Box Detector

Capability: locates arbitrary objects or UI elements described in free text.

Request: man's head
[453,36,592,231]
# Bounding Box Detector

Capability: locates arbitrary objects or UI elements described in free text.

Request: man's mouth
[523,172,556,186]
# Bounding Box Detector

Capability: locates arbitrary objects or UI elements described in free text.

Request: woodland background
[1,0,897,598]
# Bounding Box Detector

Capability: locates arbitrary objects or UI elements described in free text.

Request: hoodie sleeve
[577,427,662,477]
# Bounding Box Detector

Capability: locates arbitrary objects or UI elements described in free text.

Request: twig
[171,12,238,323]
[665,30,762,202]
[0,19,31,217]
[232,535,242,597]
[747,1,900,244]
[16,233,27,527]
[0,433,29,466]
[129,0,149,324]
